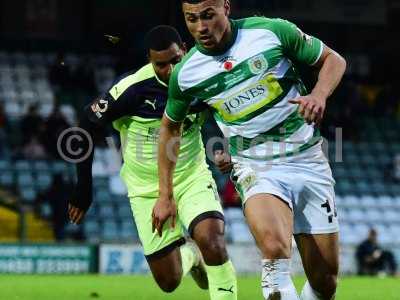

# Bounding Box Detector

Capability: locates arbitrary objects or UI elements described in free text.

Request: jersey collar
[195,19,238,56]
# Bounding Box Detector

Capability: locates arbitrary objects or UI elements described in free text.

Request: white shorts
[231,145,339,235]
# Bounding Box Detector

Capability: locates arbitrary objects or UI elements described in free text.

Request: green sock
[205,260,238,300]
[180,244,196,276]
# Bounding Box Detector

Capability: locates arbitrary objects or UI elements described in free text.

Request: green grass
[0,275,399,300]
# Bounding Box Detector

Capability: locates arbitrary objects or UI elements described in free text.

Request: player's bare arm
[152,115,183,236]
[289,45,346,125]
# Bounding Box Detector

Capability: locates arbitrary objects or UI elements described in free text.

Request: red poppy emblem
[224,61,233,71]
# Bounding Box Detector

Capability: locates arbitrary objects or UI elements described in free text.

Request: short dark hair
[181,0,223,3]
[144,25,183,53]
[181,0,205,3]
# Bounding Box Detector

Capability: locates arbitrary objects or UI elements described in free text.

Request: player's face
[183,0,230,51]
[149,43,185,84]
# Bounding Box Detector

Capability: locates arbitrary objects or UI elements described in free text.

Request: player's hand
[289,94,326,125]
[68,204,86,225]
[214,150,232,174]
[152,197,177,237]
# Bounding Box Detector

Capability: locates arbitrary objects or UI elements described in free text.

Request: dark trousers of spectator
[358,250,397,276]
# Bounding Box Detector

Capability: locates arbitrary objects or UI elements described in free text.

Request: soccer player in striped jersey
[154,1,346,300]
[68,25,237,300]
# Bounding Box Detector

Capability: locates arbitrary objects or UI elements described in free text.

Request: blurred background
[0,0,399,277]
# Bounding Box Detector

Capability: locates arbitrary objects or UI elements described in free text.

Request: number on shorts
[321,199,337,223]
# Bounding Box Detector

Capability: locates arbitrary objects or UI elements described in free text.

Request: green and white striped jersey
[166,17,324,160]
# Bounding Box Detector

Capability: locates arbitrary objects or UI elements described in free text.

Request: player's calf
[147,248,183,293]
[152,270,182,293]
[295,233,339,300]
[182,242,209,290]
[192,217,238,300]
[301,274,337,300]
[245,194,299,300]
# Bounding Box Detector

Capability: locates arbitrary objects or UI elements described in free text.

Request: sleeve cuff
[164,111,184,123]
[310,41,324,66]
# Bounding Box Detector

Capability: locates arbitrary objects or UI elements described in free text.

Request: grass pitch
[1,275,399,300]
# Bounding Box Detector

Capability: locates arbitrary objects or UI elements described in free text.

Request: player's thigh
[176,174,227,263]
[244,193,293,258]
[130,196,185,272]
[230,161,294,258]
[292,159,338,235]
[294,233,339,288]
[176,174,224,238]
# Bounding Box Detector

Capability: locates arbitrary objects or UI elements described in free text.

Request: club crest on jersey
[248,54,268,75]
[91,98,108,118]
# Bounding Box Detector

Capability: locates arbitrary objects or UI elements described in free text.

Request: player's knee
[196,233,228,264]
[154,270,182,293]
[259,234,291,258]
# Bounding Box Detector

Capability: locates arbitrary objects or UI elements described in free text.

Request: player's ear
[147,48,155,63]
[224,0,231,16]
[181,42,187,54]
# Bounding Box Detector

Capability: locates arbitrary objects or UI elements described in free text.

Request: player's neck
[215,20,233,53]
[196,19,236,56]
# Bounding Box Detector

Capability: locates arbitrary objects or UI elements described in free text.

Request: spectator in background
[22,135,47,160]
[214,149,241,207]
[20,104,44,146]
[43,106,70,159]
[393,154,400,182]
[72,56,97,110]
[375,83,398,117]
[222,179,241,208]
[49,53,74,109]
[48,52,72,91]
[0,103,9,157]
[356,228,397,276]
[74,56,96,95]
[384,154,400,183]
[36,174,72,241]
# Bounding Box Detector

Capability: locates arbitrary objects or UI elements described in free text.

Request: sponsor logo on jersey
[222,84,267,114]
[248,54,268,75]
[204,83,219,93]
[91,99,109,119]
[211,75,283,122]
[146,127,160,142]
